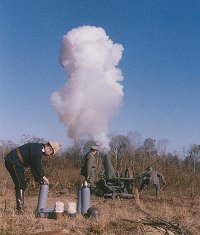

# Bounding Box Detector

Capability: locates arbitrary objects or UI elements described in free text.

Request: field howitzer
[95,154,138,198]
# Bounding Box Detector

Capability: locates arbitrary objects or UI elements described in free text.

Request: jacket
[5,143,45,182]
[141,169,166,185]
[81,151,97,179]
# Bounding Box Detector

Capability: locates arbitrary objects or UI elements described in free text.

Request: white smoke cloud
[51,25,124,152]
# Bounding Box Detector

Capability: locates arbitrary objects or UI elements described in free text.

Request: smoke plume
[51,26,124,152]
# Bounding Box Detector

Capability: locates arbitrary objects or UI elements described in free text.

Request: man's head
[90,145,99,154]
[45,141,62,156]
[146,166,153,171]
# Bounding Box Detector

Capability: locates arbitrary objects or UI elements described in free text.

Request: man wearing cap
[81,146,99,190]
[4,141,61,212]
[138,166,166,197]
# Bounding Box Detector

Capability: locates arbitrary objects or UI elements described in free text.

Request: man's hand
[42,176,49,185]
[86,177,91,183]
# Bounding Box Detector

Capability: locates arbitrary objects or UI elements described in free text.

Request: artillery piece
[94,154,138,198]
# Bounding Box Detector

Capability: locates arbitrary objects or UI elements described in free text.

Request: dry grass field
[0,159,199,235]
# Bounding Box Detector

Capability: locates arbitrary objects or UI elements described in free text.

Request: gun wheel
[125,167,133,178]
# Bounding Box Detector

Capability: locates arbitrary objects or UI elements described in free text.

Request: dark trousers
[5,161,26,191]
[139,178,160,193]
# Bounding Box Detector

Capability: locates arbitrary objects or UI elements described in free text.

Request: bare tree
[127,130,143,151]
[185,144,200,196]
[65,139,86,168]
[19,134,46,144]
[109,135,131,173]
[143,138,156,152]
[188,144,200,173]
[0,140,17,159]
[156,138,169,156]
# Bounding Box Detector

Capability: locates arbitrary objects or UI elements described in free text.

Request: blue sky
[0,0,200,153]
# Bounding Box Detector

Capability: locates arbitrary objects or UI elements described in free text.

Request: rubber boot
[155,184,161,199]
[16,189,24,212]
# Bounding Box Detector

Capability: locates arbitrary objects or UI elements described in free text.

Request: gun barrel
[117,177,138,181]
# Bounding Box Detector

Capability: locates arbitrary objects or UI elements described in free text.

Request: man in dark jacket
[139,166,166,197]
[81,146,99,189]
[5,141,61,212]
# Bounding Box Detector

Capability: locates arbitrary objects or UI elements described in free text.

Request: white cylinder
[54,201,65,212]
[66,202,77,218]
[66,202,77,214]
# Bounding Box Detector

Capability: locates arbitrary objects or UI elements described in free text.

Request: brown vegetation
[1,136,200,234]
[0,151,200,235]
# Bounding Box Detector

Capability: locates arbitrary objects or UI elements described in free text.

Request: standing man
[139,166,166,197]
[5,141,62,212]
[81,146,99,190]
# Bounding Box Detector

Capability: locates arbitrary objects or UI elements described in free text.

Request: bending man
[139,166,166,197]
[5,141,61,212]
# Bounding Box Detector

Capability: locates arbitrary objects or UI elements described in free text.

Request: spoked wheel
[124,167,134,194]
[125,167,133,178]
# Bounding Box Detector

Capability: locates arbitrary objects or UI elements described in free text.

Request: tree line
[0,132,200,196]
